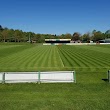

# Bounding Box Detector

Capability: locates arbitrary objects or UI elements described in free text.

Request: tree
[65,33,72,39]
[22,32,29,42]
[105,30,110,38]
[0,32,2,41]
[1,29,9,42]
[81,33,90,42]
[91,30,104,42]
[72,32,80,41]
[60,34,65,39]
[14,30,23,42]
[1,25,110,43]
[36,34,45,43]
[7,29,15,42]
[0,25,3,31]
[105,30,110,34]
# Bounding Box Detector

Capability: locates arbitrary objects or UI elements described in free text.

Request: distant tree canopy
[72,32,80,41]
[81,33,90,43]
[0,25,4,31]
[0,25,110,43]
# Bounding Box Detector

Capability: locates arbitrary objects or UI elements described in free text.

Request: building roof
[45,39,71,41]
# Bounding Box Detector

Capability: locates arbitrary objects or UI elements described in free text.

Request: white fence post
[73,71,76,83]
[38,71,41,84]
[108,70,110,83]
[2,73,5,84]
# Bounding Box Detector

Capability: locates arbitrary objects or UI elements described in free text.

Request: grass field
[0,43,110,110]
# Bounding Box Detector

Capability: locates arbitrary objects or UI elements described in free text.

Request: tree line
[0,25,110,43]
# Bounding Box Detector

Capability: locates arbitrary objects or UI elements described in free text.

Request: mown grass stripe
[24,46,48,68]
[0,44,110,71]
[58,46,90,67]
[56,46,65,67]
[66,45,110,68]
[58,47,74,67]
[66,47,103,68]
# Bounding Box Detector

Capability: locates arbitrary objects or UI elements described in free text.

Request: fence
[108,70,110,83]
[0,71,76,84]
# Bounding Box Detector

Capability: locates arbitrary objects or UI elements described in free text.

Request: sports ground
[0,43,110,110]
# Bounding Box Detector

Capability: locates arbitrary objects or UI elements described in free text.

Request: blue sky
[0,0,110,35]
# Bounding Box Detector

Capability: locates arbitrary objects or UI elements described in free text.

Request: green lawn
[0,43,110,72]
[0,43,110,110]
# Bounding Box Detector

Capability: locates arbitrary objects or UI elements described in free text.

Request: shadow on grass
[102,78,108,82]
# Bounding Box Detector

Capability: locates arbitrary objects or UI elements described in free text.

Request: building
[45,39,71,43]
[99,39,110,43]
